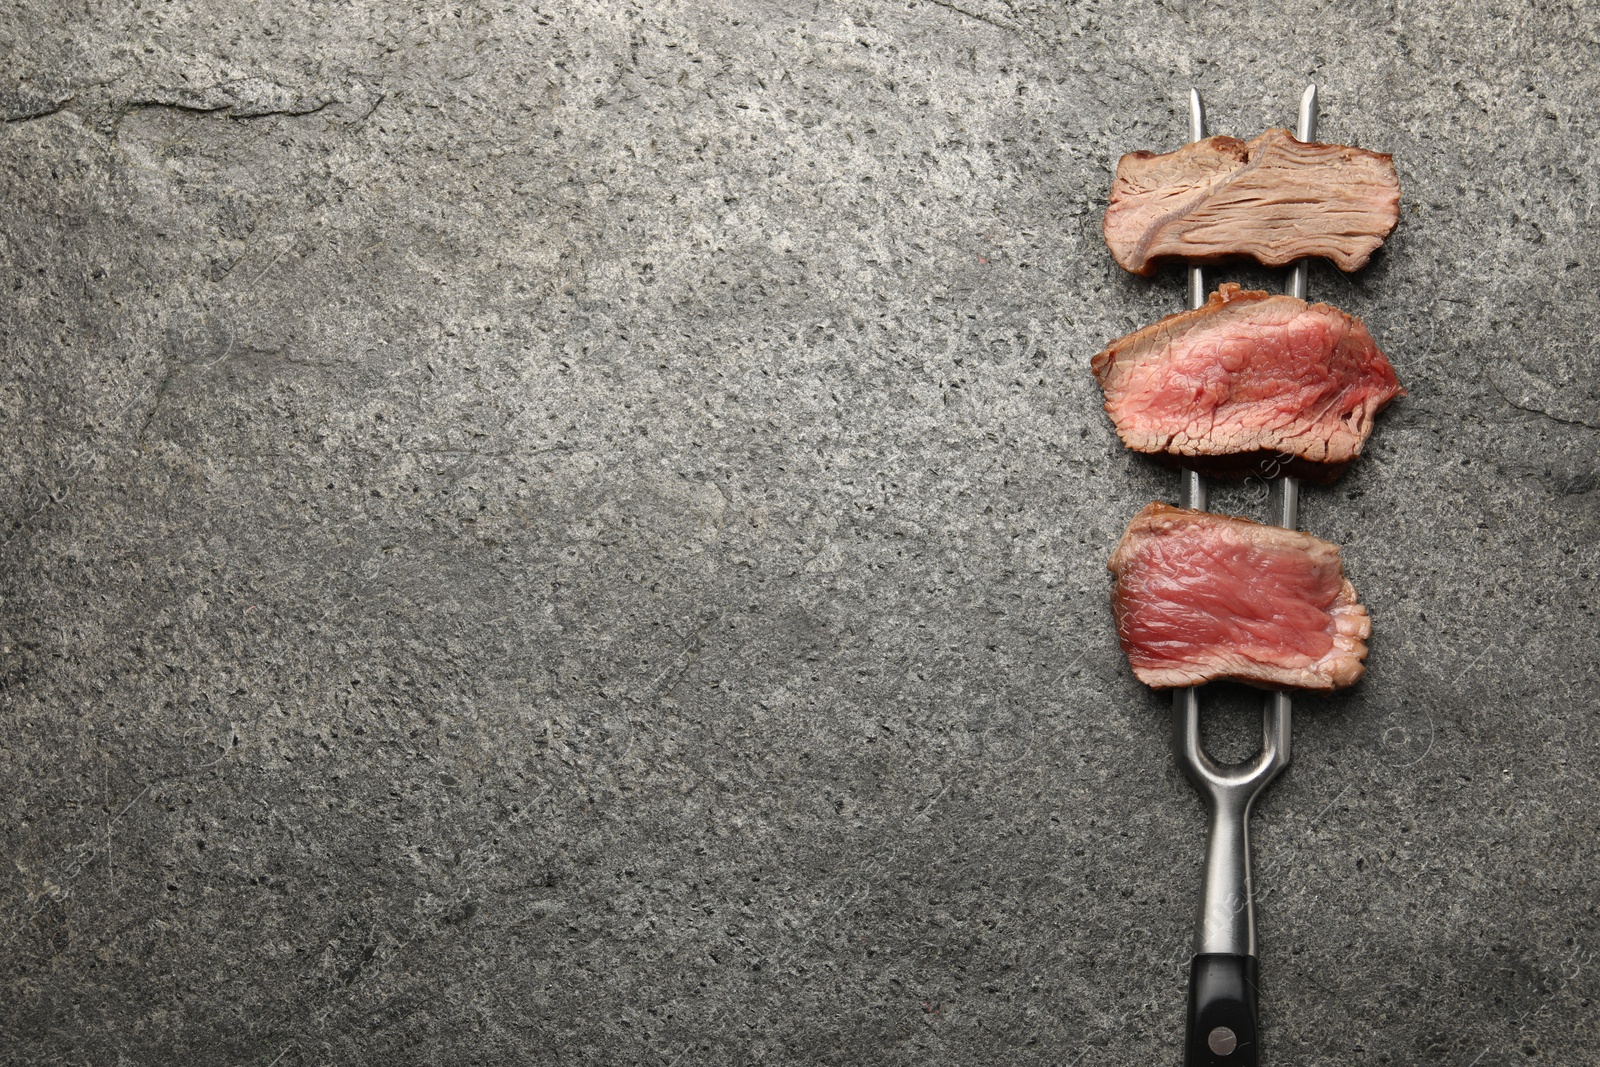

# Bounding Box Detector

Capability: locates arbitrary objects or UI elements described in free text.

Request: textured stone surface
[2,2,1596,1064]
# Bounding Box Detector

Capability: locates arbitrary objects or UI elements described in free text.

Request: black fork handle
[1184,954,1259,1066]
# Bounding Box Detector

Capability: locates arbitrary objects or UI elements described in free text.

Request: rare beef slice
[1109,502,1370,691]
[1091,283,1404,482]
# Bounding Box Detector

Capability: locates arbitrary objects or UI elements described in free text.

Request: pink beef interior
[1117,523,1338,668]
[1093,285,1403,472]
[1108,502,1369,690]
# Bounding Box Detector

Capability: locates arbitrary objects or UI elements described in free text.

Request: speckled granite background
[2,2,1596,1064]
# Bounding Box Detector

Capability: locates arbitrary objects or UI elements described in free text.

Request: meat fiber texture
[1103,128,1401,276]
[1108,503,1370,691]
[1091,283,1405,483]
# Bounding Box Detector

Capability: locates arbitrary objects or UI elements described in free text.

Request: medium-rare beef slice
[1091,283,1404,483]
[1108,502,1370,691]
[1103,128,1400,276]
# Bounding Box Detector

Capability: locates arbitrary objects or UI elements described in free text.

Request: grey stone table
[3,2,1596,1064]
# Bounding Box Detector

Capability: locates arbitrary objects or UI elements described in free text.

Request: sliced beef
[1091,283,1404,483]
[1108,502,1370,691]
[1103,128,1400,276]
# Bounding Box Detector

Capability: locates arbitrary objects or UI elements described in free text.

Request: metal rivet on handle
[1207,1026,1238,1055]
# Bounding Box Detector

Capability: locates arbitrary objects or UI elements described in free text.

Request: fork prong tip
[1296,83,1319,142]
[1188,87,1207,142]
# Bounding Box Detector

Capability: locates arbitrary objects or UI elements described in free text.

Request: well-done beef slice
[1091,283,1404,482]
[1108,502,1370,691]
[1103,128,1400,276]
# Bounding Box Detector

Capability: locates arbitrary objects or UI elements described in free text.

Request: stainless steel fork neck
[1173,691,1292,957]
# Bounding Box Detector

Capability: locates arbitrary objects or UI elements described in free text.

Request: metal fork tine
[1184,87,1203,319]
[1286,84,1319,301]
[1263,82,1319,770]
[1185,87,1210,316]
[1173,85,1209,787]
